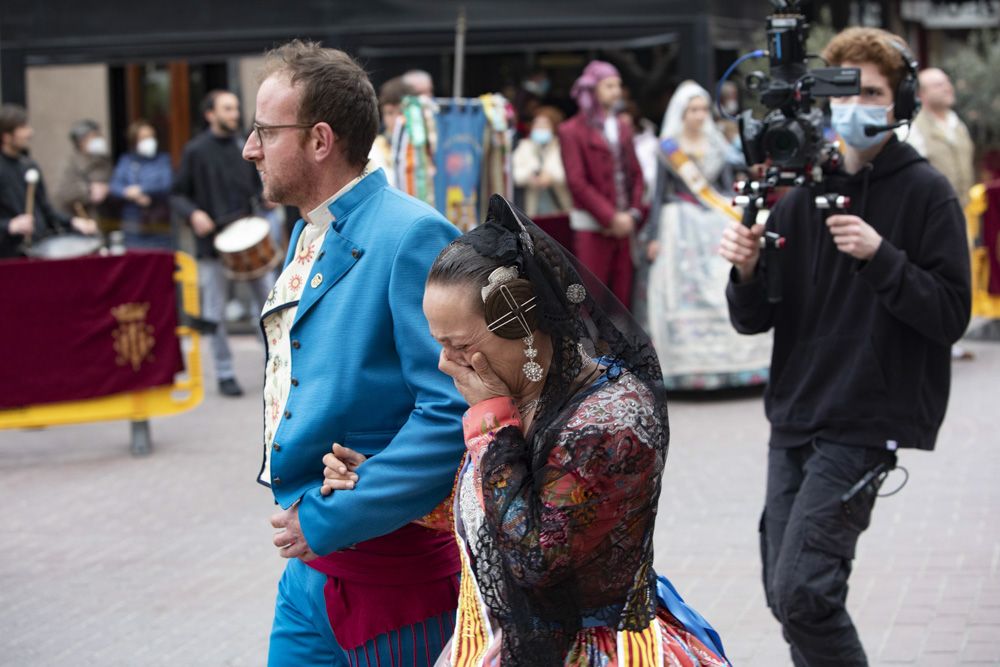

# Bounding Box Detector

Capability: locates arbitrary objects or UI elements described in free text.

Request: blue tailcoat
[259,169,465,556]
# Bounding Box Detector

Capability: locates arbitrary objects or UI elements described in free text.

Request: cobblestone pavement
[1,335,997,666]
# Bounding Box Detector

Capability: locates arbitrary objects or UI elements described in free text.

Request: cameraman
[719,27,970,666]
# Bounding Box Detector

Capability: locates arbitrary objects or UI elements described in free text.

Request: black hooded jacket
[1,153,71,259]
[726,137,971,451]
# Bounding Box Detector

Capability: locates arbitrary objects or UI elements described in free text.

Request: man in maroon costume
[558,61,645,309]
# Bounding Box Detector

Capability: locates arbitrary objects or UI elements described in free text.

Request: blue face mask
[530,128,553,145]
[831,103,893,150]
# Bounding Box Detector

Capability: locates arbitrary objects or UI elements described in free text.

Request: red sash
[306,523,460,650]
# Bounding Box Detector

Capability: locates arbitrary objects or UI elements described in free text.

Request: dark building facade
[1,0,772,168]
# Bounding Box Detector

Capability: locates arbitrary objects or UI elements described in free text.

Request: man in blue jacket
[242,41,466,666]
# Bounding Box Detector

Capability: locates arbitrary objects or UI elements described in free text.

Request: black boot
[218,378,244,397]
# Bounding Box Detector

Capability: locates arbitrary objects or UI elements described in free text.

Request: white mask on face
[86,136,109,156]
[530,128,553,145]
[831,103,893,151]
[136,137,158,158]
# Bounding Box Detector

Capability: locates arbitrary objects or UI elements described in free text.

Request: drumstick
[24,168,39,219]
[73,202,89,219]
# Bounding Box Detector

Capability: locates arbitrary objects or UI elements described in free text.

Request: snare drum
[213,217,281,281]
[26,234,103,260]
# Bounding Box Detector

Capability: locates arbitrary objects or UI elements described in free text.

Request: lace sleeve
[478,378,662,590]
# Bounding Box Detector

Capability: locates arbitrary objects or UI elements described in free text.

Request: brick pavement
[1,335,997,666]
[656,337,1000,666]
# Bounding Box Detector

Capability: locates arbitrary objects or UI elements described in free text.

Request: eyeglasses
[250,121,315,144]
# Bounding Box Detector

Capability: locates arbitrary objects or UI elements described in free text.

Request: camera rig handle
[814,193,852,211]
[734,179,786,304]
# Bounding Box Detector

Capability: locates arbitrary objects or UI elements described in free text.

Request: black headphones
[888,39,920,122]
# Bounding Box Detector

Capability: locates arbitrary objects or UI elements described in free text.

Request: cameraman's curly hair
[822,27,909,100]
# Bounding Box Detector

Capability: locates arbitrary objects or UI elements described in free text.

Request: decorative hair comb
[481,265,519,302]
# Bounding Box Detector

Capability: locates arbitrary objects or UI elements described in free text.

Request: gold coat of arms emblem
[111,302,156,371]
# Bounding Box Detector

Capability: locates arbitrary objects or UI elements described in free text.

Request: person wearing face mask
[512,106,571,217]
[53,118,112,220]
[719,28,971,666]
[714,81,743,152]
[109,120,174,249]
[559,60,646,310]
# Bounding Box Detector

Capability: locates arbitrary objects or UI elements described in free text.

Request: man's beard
[262,178,287,205]
[263,163,308,208]
[216,119,239,136]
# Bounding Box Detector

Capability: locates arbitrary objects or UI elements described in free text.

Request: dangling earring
[522,335,543,382]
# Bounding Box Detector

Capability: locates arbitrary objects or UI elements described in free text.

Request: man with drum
[172,90,270,397]
[0,104,98,259]
[242,41,465,666]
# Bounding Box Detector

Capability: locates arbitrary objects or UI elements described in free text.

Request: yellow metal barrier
[0,251,204,431]
[966,184,1000,319]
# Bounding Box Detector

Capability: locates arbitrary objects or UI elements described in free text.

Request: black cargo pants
[760,439,897,667]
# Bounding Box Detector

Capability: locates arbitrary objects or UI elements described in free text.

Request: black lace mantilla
[456,196,669,666]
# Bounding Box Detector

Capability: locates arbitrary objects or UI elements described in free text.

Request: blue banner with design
[434,103,486,230]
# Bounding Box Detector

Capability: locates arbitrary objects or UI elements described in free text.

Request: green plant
[942,30,1000,151]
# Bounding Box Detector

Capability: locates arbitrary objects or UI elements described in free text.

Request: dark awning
[2,0,768,64]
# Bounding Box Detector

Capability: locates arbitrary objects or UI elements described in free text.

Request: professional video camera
[734,0,860,176]
[718,0,861,302]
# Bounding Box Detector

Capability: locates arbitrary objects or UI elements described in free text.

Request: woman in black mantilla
[322,195,728,666]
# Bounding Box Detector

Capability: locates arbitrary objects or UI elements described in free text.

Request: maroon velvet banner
[0,251,184,409]
[985,183,1000,295]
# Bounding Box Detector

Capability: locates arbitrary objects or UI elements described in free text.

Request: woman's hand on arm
[320,443,366,496]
